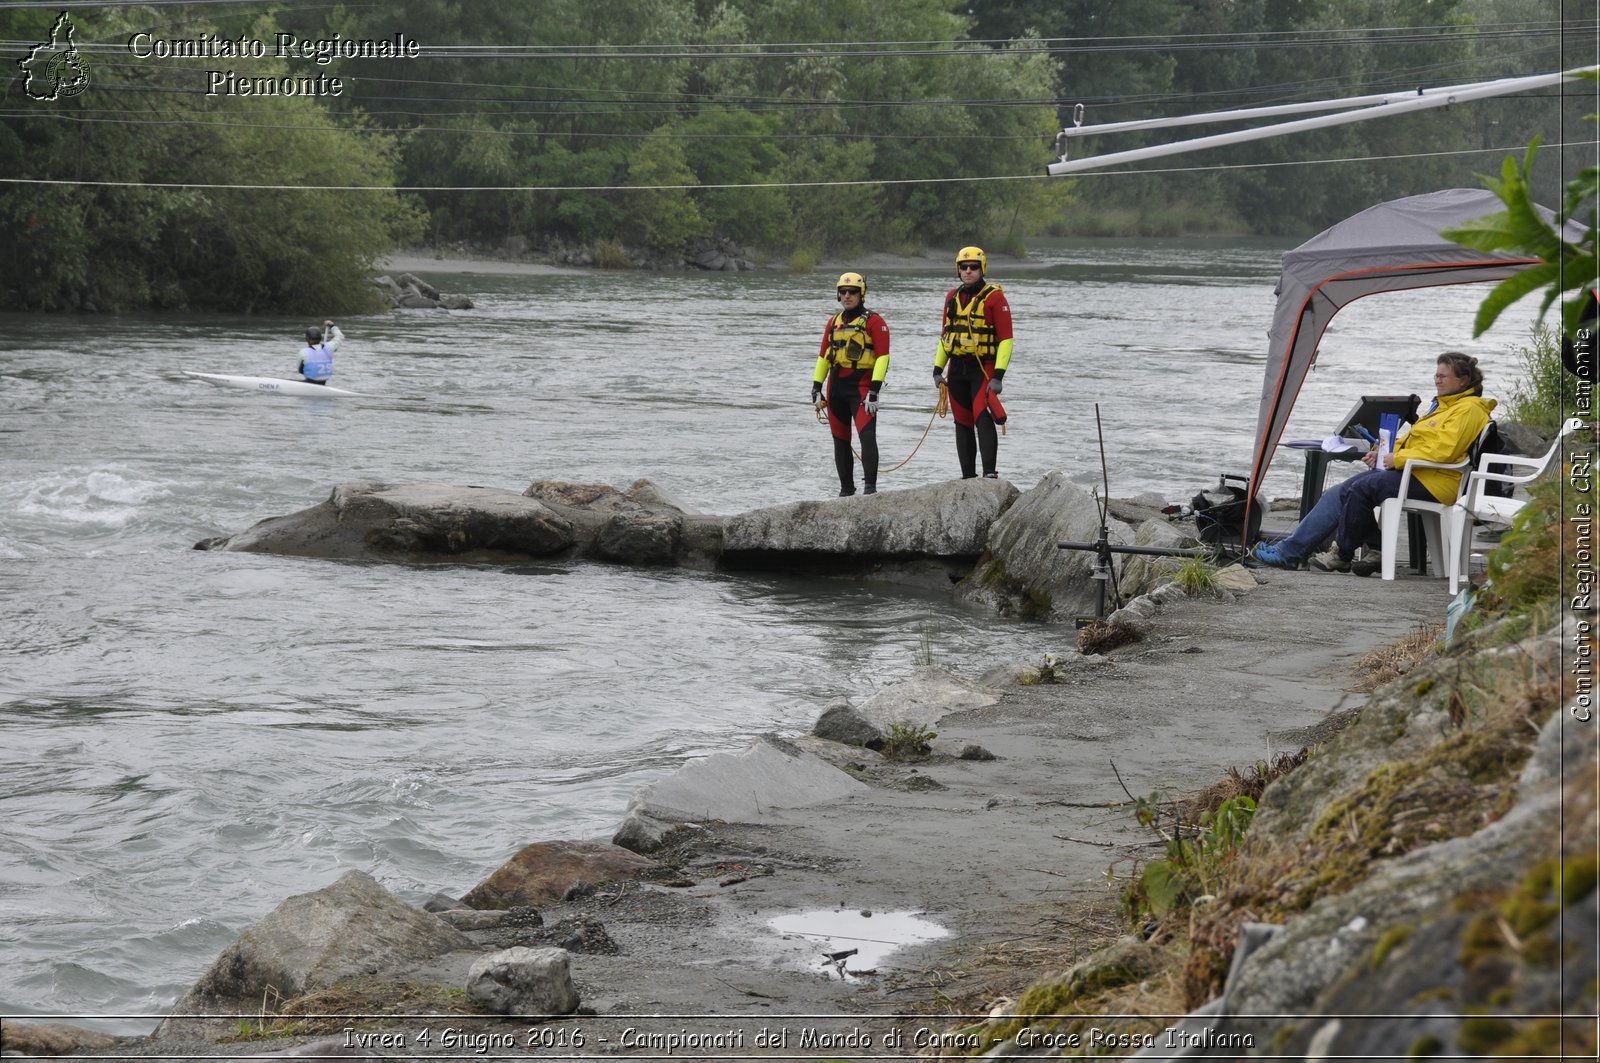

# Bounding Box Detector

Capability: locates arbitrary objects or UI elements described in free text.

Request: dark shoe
[1251,542,1299,569]
[838,486,856,497]
[982,471,1000,479]
[863,485,877,495]
[1351,556,1381,577]
[1308,548,1351,573]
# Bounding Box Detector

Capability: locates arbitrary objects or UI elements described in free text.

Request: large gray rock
[812,697,885,748]
[720,478,1017,563]
[371,273,473,310]
[465,947,580,1016]
[198,482,578,562]
[461,840,659,909]
[1250,623,1566,847]
[524,478,721,565]
[1224,700,1595,1042]
[0,1022,125,1057]
[853,667,998,735]
[620,734,869,826]
[956,472,1191,622]
[156,871,471,1042]
[192,473,1160,617]
[196,479,721,567]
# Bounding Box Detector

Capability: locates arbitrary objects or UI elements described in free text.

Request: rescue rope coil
[813,381,1004,475]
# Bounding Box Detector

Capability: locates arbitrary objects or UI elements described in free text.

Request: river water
[0,239,1543,1031]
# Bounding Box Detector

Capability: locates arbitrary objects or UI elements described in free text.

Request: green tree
[0,6,419,311]
[625,128,708,250]
[676,108,790,247]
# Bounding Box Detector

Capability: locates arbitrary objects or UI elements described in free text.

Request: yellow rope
[874,393,944,473]
[812,385,960,473]
[814,380,1006,476]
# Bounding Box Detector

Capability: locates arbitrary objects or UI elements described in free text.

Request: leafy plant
[1018,653,1063,685]
[1441,104,1600,341]
[1503,323,1584,433]
[1123,794,1257,923]
[1480,477,1584,622]
[881,721,936,761]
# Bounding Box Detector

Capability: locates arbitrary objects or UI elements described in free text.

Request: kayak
[182,370,364,398]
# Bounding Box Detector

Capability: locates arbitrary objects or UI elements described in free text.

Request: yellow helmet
[835,271,867,300]
[955,245,987,276]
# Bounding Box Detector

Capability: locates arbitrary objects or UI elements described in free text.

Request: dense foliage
[0,9,420,312]
[0,0,1588,311]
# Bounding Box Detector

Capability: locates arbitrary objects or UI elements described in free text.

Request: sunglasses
[958,262,982,270]
[837,287,862,295]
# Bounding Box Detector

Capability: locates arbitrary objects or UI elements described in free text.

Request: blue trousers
[1275,469,1437,564]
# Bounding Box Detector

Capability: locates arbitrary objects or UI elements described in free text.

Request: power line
[2,139,1591,193]
[0,108,1059,141]
[9,16,1583,59]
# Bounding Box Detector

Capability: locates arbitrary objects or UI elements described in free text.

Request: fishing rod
[1056,403,1213,624]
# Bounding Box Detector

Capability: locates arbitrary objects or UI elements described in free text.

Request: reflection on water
[768,908,951,979]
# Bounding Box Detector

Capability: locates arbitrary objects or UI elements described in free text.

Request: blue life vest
[299,344,333,381]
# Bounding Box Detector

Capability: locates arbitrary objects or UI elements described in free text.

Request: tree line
[0,0,1588,312]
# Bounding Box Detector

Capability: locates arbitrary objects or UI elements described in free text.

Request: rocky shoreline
[8,477,1592,1060]
[192,476,1192,625]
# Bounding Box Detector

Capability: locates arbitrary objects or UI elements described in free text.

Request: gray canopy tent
[1247,187,1583,510]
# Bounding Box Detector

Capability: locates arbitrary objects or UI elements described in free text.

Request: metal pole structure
[1056,540,1213,559]
[1055,404,1216,622]
[1046,67,1593,176]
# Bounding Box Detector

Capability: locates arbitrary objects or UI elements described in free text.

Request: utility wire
[7,16,1582,58]
[2,139,1591,193]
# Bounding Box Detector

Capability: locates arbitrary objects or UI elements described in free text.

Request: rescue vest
[942,283,1000,359]
[828,310,881,370]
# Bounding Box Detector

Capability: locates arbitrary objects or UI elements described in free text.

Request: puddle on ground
[767,908,950,980]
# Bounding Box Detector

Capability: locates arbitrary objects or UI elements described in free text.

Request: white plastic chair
[1442,417,1588,593]
[1374,421,1498,583]
[1376,453,1473,583]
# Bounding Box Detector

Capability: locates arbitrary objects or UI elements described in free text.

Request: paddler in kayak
[811,272,891,496]
[932,246,1012,479]
[297,319,343,385]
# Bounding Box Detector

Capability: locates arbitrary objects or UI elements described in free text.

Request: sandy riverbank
[82,554,1464,1061]
[522,562,1448,1022]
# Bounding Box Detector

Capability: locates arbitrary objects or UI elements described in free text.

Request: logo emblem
[20,12,91,100]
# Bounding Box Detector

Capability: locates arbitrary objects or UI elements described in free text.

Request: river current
[0,239,1543,1030]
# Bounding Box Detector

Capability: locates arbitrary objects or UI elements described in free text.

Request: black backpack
[1469,422,1515,499]
[1190,474,1264,547]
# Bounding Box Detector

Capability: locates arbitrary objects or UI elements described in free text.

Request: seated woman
[1254,351,1495,574]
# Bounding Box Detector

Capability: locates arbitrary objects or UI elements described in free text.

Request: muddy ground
[94,559,1462,1061]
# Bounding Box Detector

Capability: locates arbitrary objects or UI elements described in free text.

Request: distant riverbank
[376,244,1068,278]
[378,252,568,277]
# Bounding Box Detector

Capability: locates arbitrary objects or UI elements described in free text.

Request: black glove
[933,366,946,388]
[989,376,1003,395]
[811,383,823,404]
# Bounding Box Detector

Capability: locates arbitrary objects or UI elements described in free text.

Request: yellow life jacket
[828,310,881,370]
[942,283,1000,359]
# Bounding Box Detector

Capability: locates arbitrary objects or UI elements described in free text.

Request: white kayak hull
[183,370,363,398]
